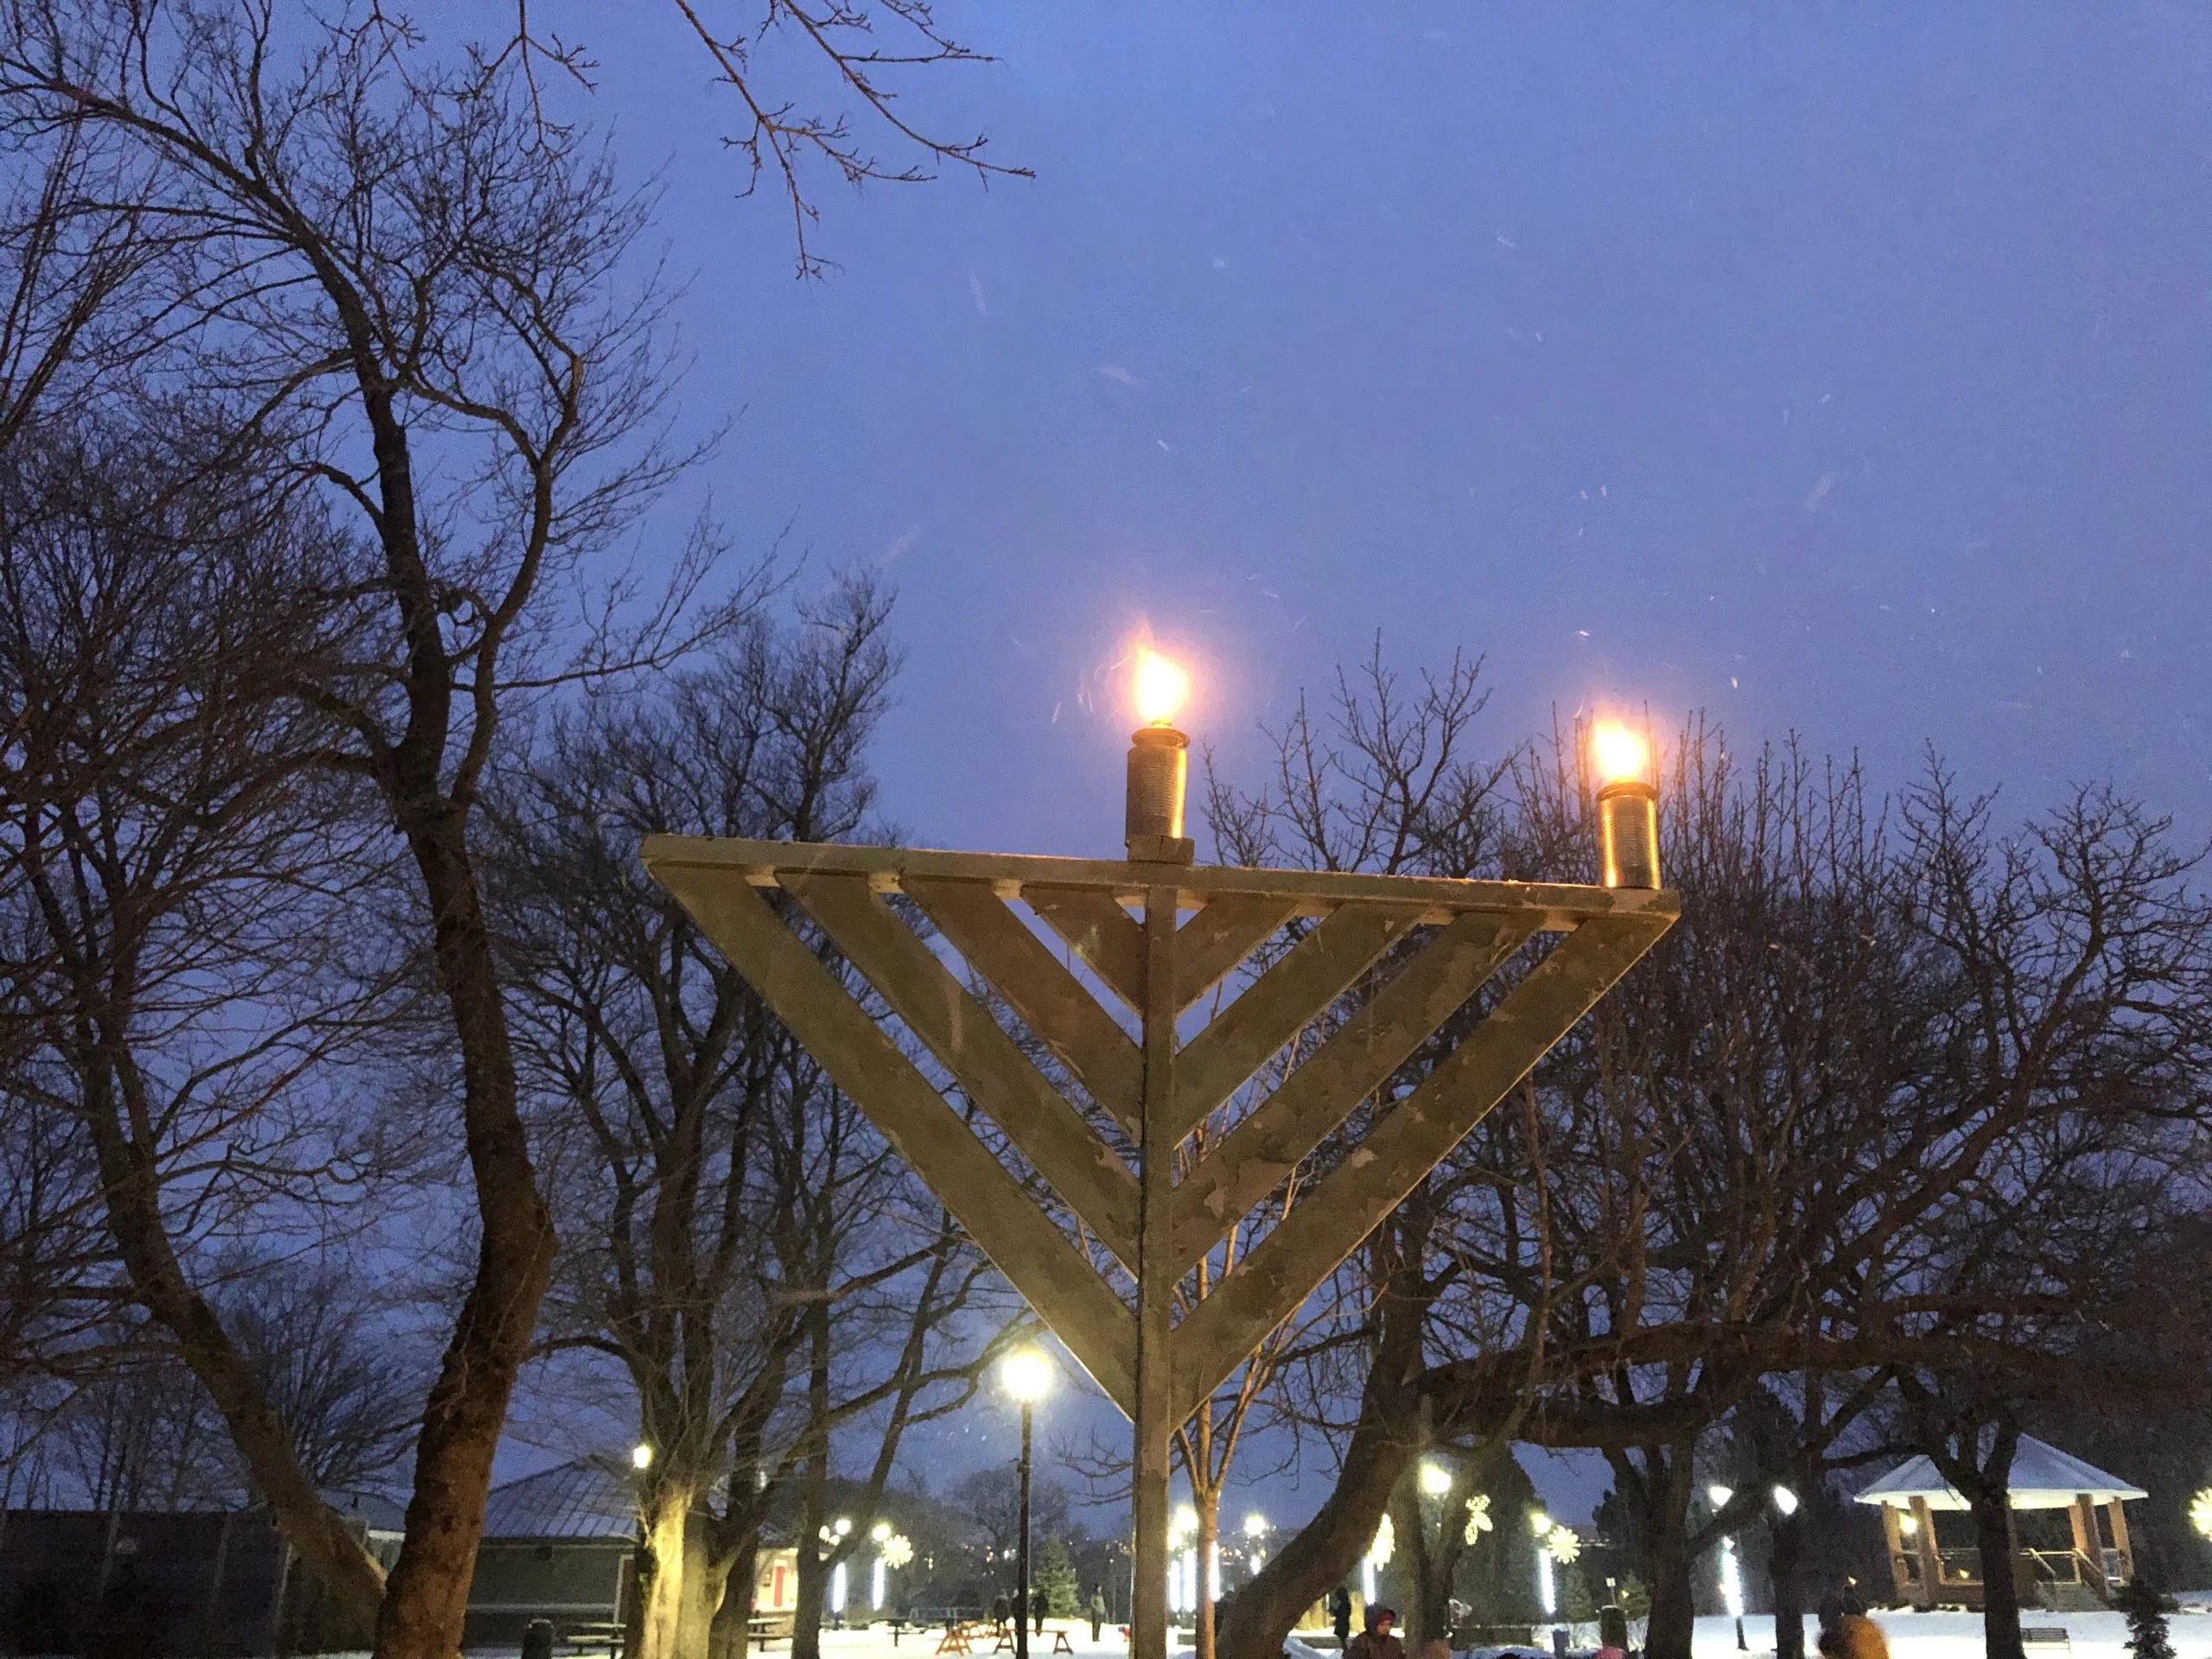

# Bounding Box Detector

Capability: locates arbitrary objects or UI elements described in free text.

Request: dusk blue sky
[455,3,2212,1525]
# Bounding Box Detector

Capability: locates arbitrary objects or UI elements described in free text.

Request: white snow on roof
[1853,1435,2146,1510]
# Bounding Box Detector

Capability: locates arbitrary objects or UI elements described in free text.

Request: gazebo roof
[1853,1436,2146,1512]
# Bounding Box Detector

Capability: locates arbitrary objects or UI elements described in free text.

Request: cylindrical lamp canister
[1597,779,1660,890]
[1125,726,1193,864]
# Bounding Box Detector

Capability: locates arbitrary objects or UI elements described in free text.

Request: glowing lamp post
[1531,1510,1556,1619]
[1709,1487,1746,1651]
[643,640,1677,1659]
[631,1442,653,1471]
[1420,1462,1453,1497]
[1004,1348,1054,1659]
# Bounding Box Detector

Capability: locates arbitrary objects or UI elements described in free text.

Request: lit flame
[1592,722,1649,785]
[1133,646,1190,727]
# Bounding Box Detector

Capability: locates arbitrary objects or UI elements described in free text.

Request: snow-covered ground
[404,1605,2212,1659]
[1692,1607,2212,1659]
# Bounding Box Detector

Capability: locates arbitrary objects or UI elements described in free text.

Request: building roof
[480,1458,801,1547]
[483,1459,643,1541]
[1853,1436,2147,1512]
[322,1490,409,1535]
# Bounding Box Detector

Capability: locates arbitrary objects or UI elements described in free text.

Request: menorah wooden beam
[644,823,1676,1659]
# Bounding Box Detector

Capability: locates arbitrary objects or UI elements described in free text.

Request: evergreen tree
[1561,1565,1599,1624]
[2116,1580,2174,1659]
[1039,1536,1081,1618]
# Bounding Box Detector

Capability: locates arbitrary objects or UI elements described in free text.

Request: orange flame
[1592,722,1649,785]
[1133,646,1190,727]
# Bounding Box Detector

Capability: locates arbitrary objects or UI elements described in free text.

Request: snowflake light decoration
[1544,1523,1582,1565]
[1464,1493,1494,1546]
[2191,1488,2212,1542]
[881,1532,915,1571]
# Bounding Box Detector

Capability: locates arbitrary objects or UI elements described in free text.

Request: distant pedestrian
[1033,1588,1047,1637]
[1089,1586,1108,1642]
[1347,1605,1403,1659]
[1329,1586,1354,1650]
[993,1593,1011,1634]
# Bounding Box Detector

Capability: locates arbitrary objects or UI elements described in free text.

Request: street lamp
[1707,1488,1746,1652]
[1420,1462,1453,1497]
[1244,1513,1268,1576]
[1003,1348,1054,1659]
[1530,1510,1556,1620]
[631,1442,653,1471]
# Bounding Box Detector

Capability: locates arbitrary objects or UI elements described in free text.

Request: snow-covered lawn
[421,1605,2212,1659]
[1692,1607,2212,1659]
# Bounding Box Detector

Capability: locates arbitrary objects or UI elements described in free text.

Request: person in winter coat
[1345,1605,1403,1659]
[1329,1586,1354,1649]
[1089,1587,1108,1642]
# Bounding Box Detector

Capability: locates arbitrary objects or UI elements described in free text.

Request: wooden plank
[1173,893,1300,1013]
[1024,886,1148,1012]
[1131,885,1179,1656]
[640,834,1681,931]
[782,874,1141,1269]
[651,864,1138,1414]
[1168,910,1541,1277]
[1170,904,1423,1141]
[1166,915,1672,1418]
[904,877,1144,1136]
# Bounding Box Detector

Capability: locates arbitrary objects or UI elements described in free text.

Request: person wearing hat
[1346,1605,1404,1659]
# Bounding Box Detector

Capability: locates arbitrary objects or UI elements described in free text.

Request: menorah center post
[1132,881,1179,1659]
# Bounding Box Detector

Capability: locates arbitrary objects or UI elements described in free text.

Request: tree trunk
[1974,1495,2025,1659]
[791,1300,834,1659]
[1214,1318,1421,1659]
[681,1510,723,1659]
[709,1535,760,1659]
[1641,1522,1697,1659]
[1197,1495,1219,1659]
[1770,1508,1804,1659]
[636,1480,696,1659]
[82,1063,388,1624]
[373,819,557,1659]
[1389,1477,1449,1649]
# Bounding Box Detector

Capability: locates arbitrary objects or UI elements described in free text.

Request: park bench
[564,1622,626,1656]
[2023,1629,2070,1652]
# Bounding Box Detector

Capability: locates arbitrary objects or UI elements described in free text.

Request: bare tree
[493,579,1009,1659]
[0,9,753,1654]
[486,1,1032,277]
[1205,657,2212,1659]
[0,404,407,1611]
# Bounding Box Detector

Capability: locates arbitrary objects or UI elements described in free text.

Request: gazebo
[1853,1437,2146,1611]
